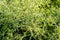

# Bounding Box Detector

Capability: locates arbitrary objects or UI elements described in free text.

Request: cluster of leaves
[0,0,60,40]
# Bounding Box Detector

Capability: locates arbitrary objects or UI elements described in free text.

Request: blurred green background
[0,0,60,40]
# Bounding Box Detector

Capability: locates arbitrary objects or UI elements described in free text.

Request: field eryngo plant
[0,0,60,40]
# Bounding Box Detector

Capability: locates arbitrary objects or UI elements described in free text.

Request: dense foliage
[0,0,60,40]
